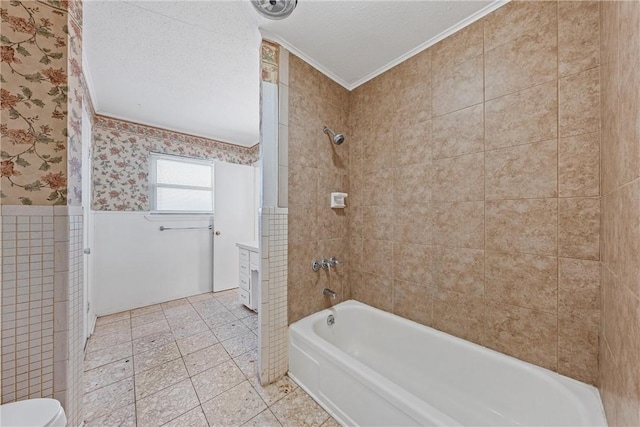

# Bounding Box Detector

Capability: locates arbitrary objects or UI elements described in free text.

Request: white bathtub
[289,300,607,426]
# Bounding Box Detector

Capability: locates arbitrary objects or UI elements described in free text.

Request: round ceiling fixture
[251,0,297,20]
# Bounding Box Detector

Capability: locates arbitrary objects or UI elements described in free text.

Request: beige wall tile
[288,165,317,206]
[348,205,363,238]
[393,280,433,327]
[288,205,317,244]
[484,1,557,51]
[362,239,393,277]
[432,21,483,70]
[320,79,349,111]
[289,55,320,96]
[433,152,484,202]
[485,302,558,371]
[394,72,431,126]
[433,247,484,297]
[485,81,558,150]
[558,258,600,320]
[288,279,322,324]
[288,241,318,286]
[393,163,431,205]
[350,237,362,272]
[432,55,483,116]
[485,252,558,314]
[485,198,557,255]
[558,197,600,260]
[599,60,625,195]
[485,21,557,100]
[393,120,432,167]
[558,132,600,197]
[363,206,394,241]
[433,202,484,249]
[349,159,364,208]
[364,131,394,173]
[363,169,394,206]
[601,180,640,294]
[558,312,599,385]
[558,1,600,77]
[392,204,432,245]
[317,208,347,241]
[600,273,640,424]
[392,242,432,285]
[351,273,393,313]
[288,123,318,170]
[485,139,557,200]
[432,289,485,345]
[618,1,640,174]
[432,104,484,159]
[559,67,600,138]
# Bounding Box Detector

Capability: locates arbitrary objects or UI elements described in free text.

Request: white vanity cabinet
[236,242,259,311]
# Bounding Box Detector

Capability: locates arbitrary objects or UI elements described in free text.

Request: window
[150,153,214,214]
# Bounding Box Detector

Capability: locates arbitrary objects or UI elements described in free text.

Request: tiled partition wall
[1,1,85,423]
[287,56,351,324]
[2,209,56,402]
[1,207,84,426]
[258,208,289,384]
[348,0,601,384]
[599,1,640,425]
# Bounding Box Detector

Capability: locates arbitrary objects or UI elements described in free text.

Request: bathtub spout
[323,288,338,300]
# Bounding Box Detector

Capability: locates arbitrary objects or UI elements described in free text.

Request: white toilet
[0,398,66,427]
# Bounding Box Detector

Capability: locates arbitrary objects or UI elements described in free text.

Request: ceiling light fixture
[251,0,297,20]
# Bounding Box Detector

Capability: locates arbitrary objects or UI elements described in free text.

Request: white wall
[92,212,213,315]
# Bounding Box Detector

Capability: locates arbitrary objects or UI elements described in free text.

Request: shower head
[323,126,345,145]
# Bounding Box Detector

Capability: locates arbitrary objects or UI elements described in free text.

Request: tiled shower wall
[599,1,640,425]
[349,0,601,385]
[287,56,351,324]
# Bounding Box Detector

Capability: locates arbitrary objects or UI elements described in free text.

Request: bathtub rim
[288,299,608,427]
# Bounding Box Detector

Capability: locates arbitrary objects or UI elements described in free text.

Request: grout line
[556,0,561,372]
[482,15,488,346]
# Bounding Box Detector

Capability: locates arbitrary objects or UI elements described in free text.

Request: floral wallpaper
[1,0,70,205]
[261,41,278,83]
[92,116,260,211]
[66,0,82,206]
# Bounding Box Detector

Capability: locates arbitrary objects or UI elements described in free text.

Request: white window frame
[149,152,215,215]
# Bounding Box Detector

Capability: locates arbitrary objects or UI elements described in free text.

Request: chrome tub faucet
[323,288,338,300]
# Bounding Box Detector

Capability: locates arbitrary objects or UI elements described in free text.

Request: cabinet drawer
[239,288,250,307]
[239,274,250,291]
[249,250,259,266]
[239,259,249,275]
[239,248,249,261]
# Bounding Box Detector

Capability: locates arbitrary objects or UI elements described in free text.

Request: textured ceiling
[84,0,504,147]
[261,1,500,89]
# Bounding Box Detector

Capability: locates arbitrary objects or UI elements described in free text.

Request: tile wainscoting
[1,205,85,425]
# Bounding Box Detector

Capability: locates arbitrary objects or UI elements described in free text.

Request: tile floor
[83,290,338,427]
